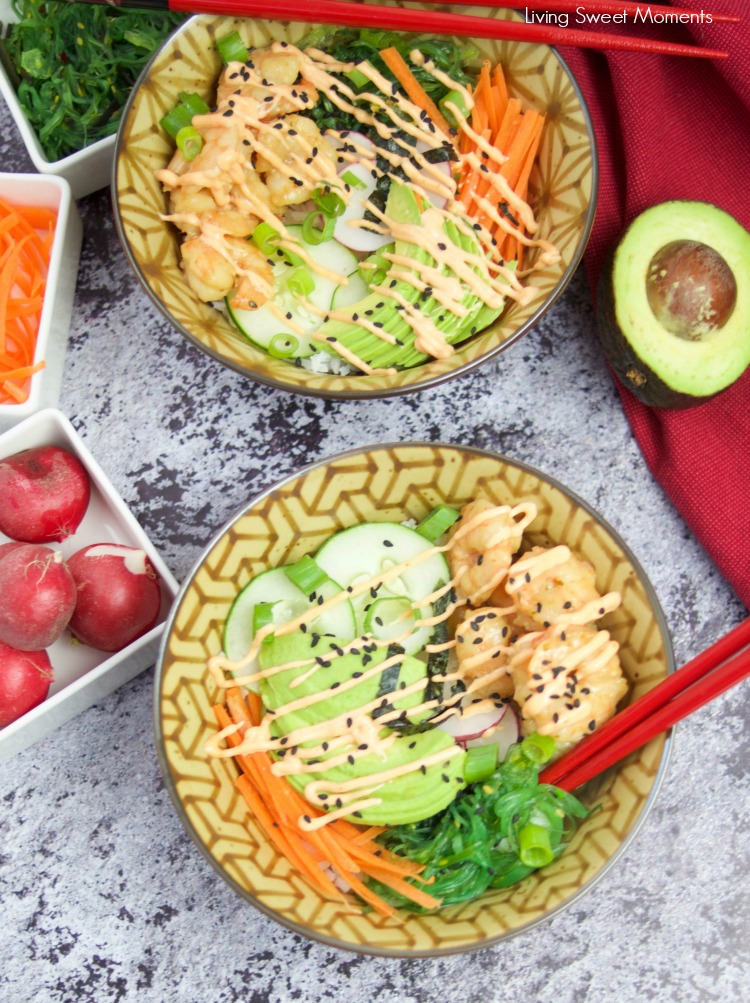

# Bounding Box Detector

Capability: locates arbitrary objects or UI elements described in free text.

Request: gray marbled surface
[1,95,749,1003]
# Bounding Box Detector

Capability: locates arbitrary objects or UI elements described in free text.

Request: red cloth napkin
[559,0,750,609]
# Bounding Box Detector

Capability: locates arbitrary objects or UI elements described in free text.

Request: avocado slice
[258,630,466,825]
[317,183,505,371]
[597,201,750,409]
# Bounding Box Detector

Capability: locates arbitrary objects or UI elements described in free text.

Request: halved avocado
[597,201,750,409]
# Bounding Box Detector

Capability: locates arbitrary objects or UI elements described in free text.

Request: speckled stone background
[1,90,749,1003]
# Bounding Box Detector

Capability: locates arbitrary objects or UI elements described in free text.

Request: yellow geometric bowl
[155,443,673,955]
[114,11,597,399]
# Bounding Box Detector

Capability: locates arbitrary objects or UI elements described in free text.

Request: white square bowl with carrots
[0,173,82,431]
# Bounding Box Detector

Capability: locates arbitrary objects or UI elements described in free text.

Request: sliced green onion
[251,597,274,637]
[284,555,330,593]
[160,105,192,140]
[363,596,416,643]
[521,733,557,765]
[175,125,203,160]
[280,246,305,267]
[217,30,248,65]
[176,91,210,117]
[161,93,210,140]
[341,169,367,191]
[312,188,346,218]
[344,65,370,89]
[463,743,499,784]
[439,88,470,128]
[252,222,281,255]
[286,266,315,297]
[268,334,300,359]
[518,823,554,868]
[301,211,336,245]
[415,505,460,543]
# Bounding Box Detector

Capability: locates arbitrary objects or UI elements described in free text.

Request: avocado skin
[595,200,750,410]
[596,250,720,410]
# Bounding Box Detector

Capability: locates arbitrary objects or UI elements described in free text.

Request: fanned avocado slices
[316,182,506,371]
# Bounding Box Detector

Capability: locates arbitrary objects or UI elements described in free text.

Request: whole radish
[0,641,54,726]
[0,444,90,543]
[66,544,162,652]
[0,541,24,562]
[0,544,77,650]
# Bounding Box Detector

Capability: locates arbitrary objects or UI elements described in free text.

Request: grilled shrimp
[509,622,628,747]
[157,124,250,212]
[448,499,536,606]
[506,545,609,632]
[217,49,319,117]
[455,606,525,698]
[180,233,273,308]
[256,115,339,207]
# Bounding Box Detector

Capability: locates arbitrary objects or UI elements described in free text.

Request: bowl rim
[153,440,673,957]
[113,14,599,400]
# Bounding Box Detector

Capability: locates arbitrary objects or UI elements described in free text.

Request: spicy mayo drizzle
[206,500,623,830]
[156,41,560,373]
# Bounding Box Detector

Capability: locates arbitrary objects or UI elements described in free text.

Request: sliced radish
[333,132,377,160]
[466,705,519,762]
[414,141,453,210]
[333,161,390,253]
[438,702,508,744]
[437,701,520,764]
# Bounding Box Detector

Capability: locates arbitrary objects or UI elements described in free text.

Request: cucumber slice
[227,229,358,357]
[363,595,417,644]
[331,269,370,310]
[314,521,450,656]
[222,565,356,669]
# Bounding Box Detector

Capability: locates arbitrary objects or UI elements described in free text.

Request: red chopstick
[539,616,750,791]
[164,0,730,59]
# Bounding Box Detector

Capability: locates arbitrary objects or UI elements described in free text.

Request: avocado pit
[645,239,737,340]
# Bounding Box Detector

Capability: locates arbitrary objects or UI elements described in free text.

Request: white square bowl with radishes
[0,408,179,762]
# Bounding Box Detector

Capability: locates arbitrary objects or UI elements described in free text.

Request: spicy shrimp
[255,114,339,208]
[509,622,628,747]
[448,499,536,606]
[506,545,611,632]
[454,606,525,698]
[180,232,273,309]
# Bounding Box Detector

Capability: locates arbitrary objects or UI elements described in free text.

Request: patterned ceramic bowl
[155,443,673,956]
[113,11,597,399]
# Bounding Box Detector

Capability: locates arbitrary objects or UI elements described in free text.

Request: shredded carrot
[0,197,55,404]
[455,65,545,263]
[378,47,453,139]
[213,688,443,916]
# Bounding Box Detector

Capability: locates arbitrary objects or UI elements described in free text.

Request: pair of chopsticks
[77,0,738,60]
[539,616,750,792]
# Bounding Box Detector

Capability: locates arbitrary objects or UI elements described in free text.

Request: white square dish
[0,0,115,199]
[0,173,82,432]
[0,408,180,761]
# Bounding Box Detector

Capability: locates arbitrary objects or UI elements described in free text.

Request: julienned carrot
[378,46,453,139]
[456,63,545,263]
[214,688,443,916]
[504,116,545,265]
[0,198,55,404]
